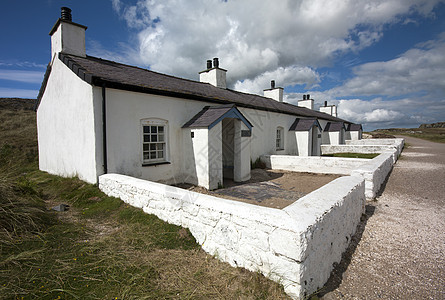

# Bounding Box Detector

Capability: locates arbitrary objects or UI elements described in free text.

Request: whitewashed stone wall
[99,173,365,299]
[321,144,398,155]
[261,155,368,175]
[262,137,404,200]
[351,151,395,199]
[346,138,405,157]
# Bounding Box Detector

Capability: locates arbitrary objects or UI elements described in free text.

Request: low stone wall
[321,144,398,155]
[351,151,395,199]
[262,143,401,200]
[99,173,365,299]
[261,155,367,175]
[346,138,405,157]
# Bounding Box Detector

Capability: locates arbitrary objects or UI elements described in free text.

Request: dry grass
[372,127,445,143]
[0,101,289,299]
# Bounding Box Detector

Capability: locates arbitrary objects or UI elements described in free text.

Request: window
[276,127,284,150]
[141,119,168,164]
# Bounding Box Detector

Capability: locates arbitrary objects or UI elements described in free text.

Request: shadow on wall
[315,204,376,297]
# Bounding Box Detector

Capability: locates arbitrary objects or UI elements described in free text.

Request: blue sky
[1,0,445,130]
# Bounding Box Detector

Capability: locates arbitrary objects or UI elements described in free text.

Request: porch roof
[289,118,322,131]
[324,122,346,132]
[182,104,253,130]
[347,123,362,131]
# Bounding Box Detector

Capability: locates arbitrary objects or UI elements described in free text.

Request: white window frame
[276,126,284,150]
[141,118,169,165]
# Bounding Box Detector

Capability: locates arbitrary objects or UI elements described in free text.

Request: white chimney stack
[320,101,337,117]
[298,94,314,110]
[199,58,227,88]
[264,80,283,102]
[49,7,87,59]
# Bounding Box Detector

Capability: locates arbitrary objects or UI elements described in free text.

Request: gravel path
[321,136,445,299]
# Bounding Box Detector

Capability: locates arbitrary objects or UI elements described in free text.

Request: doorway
[311,125,319,156]
[222,118,235,181]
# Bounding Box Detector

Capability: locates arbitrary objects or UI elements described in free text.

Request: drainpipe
[102,85,108,174]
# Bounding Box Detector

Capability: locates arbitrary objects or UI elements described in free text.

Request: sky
[1,0,445,131]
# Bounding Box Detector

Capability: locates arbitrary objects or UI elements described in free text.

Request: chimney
[263,80,283,102]
[61,7,72,21]
[199,57,227,88]
[319,102,338,117]
[49,7,87,59]
[298,94,314,110]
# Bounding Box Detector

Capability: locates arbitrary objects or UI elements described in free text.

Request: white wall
[99,173,365,299]
[51,22,86,59]
[351,151,395,199]
[262,137,404,200]
[239,107,299,159]
[295,131,309,156]
[105,89,210,185]
[105,89,330,186]
[261,155,368,175]
[321,144,398,156]
[37,58,103,184]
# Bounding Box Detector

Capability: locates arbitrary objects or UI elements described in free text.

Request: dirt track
[321,136,445,299]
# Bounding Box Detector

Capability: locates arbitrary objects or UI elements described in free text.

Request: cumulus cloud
[234,66,320,95]
[107,0,444,130]
[111,0,443,88]
[330,36,445,98]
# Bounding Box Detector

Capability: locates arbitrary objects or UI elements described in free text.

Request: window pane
[144,135,150,142]
[150,144,156,150]
[143,126,150,133]
[159,134,164,142]
[151,135,157,142]
[158,127,164,133]
[150,152,156,159]
[143,144,150,151]
[158,151,164,158]
[151,126,157,133]
[143,152,150,160]
[158,143,164,150]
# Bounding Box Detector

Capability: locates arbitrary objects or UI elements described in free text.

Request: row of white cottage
[36,8,363,190]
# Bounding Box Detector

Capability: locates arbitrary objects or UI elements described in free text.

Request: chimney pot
[271,80,275,89]
[307,94,310,99]
[303,95,306,100]
[61,7,72,21]
[206,60,212,69]
[213,57,219,68]
[324,101,328,107]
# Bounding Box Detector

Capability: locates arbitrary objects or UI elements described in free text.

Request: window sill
[142,161,171,167]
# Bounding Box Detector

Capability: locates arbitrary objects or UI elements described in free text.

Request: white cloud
[110,0,443,88]
[0,69,44,84]
[330,36,445,98]
[234,66,320,95]
[106,0,445,130]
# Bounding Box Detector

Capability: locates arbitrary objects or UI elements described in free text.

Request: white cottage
[36,8,361,189]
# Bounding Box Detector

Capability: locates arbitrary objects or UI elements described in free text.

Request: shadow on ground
[315,204,376,298]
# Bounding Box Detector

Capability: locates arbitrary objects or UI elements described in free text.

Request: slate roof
[324,122,346,132]
[347,123,362,131]
[289,118,322,131]
[36,52,350,124]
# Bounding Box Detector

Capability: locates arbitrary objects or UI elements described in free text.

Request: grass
[0,104,289,299]
[322,153,379,159]
[372,127,445,143]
